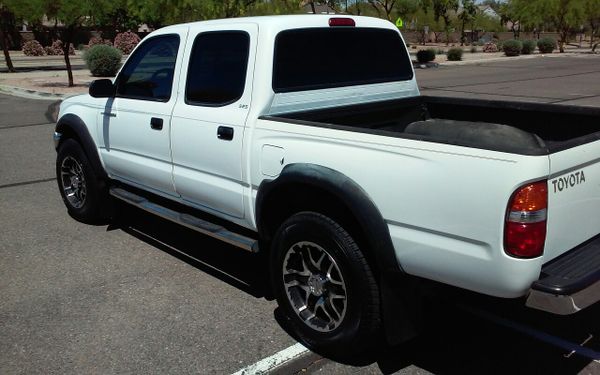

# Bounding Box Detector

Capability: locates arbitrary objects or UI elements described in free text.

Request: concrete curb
[425,51,594,67]
[0,84,68,100]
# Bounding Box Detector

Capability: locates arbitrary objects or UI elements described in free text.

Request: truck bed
[263,96,600,155]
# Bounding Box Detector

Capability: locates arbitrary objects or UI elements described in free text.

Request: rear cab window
[273,28,413,93]
[185,31,250,107]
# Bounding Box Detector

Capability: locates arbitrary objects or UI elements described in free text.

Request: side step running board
[110,187,259,253]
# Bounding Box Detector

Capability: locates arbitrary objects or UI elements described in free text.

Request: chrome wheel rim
[282,241,348,332]
[60,156,87,209]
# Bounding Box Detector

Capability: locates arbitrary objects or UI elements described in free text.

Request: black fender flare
[55,114,108,180]
[256,163,402,277]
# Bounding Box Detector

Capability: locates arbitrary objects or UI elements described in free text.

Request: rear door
[170,24,257,219]
[545,141,600,260]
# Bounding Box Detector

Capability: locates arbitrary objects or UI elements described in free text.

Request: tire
[56,138,108,223]
[271,211,380,354]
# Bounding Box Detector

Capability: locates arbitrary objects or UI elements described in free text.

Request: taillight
[329,18,355,27]
[504,181,548,258]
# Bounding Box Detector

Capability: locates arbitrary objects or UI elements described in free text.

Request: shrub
[446,48,463,61]
[495,41,504,52]
[114,31,140,54]
[482,42,498,53]
[416,49,436,63]
[22,40,45,56]
[470,46,477,53]
[45,40,75,56]
[88,36,112,47]
[436,48,445,55]
[521,40,536,55]
[537,37,556,53]
[503,39,522,56]
[84,45,123,77]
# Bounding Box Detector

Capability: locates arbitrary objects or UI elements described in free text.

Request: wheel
[271,211,380,354]
[56,138,108,223]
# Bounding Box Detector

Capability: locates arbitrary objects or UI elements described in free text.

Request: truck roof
[157,14,397,34]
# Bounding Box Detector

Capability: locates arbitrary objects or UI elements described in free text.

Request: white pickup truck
[54,15,600,353]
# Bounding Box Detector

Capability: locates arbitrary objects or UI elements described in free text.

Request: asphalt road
[1,55,599,375]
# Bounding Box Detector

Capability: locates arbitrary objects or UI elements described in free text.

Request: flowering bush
[482,42,498,53]
[114,31,140,54]
[22,40,45,56]
[88,36,113,48]
[45,40,75,56]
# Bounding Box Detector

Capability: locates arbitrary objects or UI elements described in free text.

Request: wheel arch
[256,163,402,279]
[55,114,107,180]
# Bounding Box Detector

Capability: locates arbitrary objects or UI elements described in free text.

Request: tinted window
[273,28,413,93]
[186,32,250,106]
[116,35,180,101]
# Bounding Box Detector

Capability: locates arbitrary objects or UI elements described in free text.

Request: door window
[185,31,250,106]
[116,35,180,102]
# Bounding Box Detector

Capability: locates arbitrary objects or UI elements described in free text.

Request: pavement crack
[0,122,55,130]
[0,177,55,190]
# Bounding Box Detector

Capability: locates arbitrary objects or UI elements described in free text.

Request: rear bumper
[526,234,600,315]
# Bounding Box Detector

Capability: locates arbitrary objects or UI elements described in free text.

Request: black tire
[56,138,109,223]
[271,211,380,354]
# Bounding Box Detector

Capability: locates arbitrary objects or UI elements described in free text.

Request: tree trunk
[0,28,15,72]
[310,2,316,14]
[62,25,75,87]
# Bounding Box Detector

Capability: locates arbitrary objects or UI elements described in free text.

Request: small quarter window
[185,31,250,106]
[116,35,180,101]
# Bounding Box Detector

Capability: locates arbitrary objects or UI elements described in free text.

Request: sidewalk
[0,49,596,100]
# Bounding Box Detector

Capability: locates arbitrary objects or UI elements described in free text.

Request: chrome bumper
[526,280,600,315]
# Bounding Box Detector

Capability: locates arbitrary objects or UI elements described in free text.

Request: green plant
[447,48,463,61]
[521,40,536,55]
[83,45,122,77]
[22,40,45,56]
[416,49,436,63]
[503,40,523,56]
[470,46,477,53]
[537,37,556,54]
[495,41,504,52]
[436,48,445,55]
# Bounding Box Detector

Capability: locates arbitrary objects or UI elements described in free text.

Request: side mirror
[89,79,115,98]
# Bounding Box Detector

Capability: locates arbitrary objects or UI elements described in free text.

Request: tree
[545,0,584,52]
[458,0,477,45]
[582,0,600,50]
[11,0,118,87]
[0,3,16,72]
[367,0,397,21]
[430,0,459,45]
[498,0,521,39]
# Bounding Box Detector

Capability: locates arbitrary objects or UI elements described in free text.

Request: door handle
[217,126,234,141]
[150,117,163,130]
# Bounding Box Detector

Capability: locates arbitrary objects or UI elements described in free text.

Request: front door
[99,32,185,196]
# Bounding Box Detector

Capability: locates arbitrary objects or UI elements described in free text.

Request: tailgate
[545,140,600,261]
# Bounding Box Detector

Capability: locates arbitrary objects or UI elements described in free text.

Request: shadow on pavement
[110,202,599,374]
[110,202,271,299]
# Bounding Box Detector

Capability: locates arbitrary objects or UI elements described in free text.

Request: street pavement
[416,54,600,106]
[0,56,599,374]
